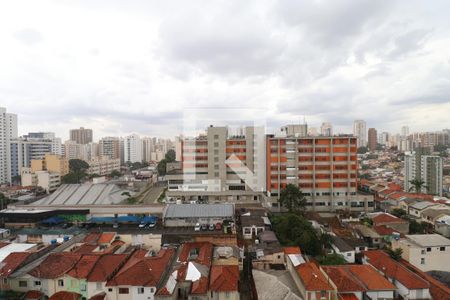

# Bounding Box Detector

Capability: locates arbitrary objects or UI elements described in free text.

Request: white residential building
[87,157,120,176]
[405,152,443,196]
[0,107,18,184]
[320,122,333,136]
[353,120,367,148]
[124,134,142,163]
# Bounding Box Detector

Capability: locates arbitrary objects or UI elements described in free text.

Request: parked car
[208,224,215,231]
[194,223,201,231]
[138,222,147,228]
[113,223,119,229]
[215,223,222,231]
[200,224,208,231]
[148,222,156,228]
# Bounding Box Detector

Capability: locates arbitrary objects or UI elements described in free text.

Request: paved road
[88,224,233,236]
[141,185,166,204]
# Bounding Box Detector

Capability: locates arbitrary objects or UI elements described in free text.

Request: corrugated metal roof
[164,204,234,218]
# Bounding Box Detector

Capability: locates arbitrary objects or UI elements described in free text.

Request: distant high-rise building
[10,138,53,181]
[320,122,333,136]
[280,124,308,137]
[142,137,154,162]
[0,107,18,184]
[25,132,63,156]
[99,137,121,160]
[353,120,367,148]
[124,134,142,163]
[405,151,443,196]
[69,127,93,144]
[378,132,389,145]
[401,126,409,137]
[368,128,377,151]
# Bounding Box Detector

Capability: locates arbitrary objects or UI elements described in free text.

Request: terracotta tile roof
[49,291,82,300]
[339,294,359,300]
[24,290,43,300]
[84,233,101,243]
[399,259,450,300]
[0,242,9,249]
[373,225,397,236]
[364,250,429,290]
[73,243,98,254]
[178,242,213,295]
[321,266,365,292]
[347,265,396,291]
[296,262,334,291]
[29,253,81,279]
[283,246,302,255]
[0,252,32,277]
[89,293,106,300]
[86,254,128,282]
[178,242,213,266]
[106,248,175,287]
[98,232,116,244]
[372,213,407,225]
[67,254,101,279]
[210,265,239,292]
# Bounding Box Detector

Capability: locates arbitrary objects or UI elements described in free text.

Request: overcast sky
[1,0,449,140]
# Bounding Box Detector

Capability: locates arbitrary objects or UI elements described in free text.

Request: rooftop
[372,213,407,225]
[404,234,450,247]
[164,204,234,219]
[295,262,334,291]
[210,265,239,292]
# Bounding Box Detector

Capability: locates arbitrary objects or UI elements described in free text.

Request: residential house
[239,208,271,239]
[106,248,175,300]
[408,201,439,219]
[371,213,409,234]
[435,215,450,238]
[363,250,431,299]
[329,236,355,263]
[64,254,101,299]
[420,208,450,225]
[209,265,240,300]
[292,262,336,300]
[322,265,396,300]
[48,291,82,300]
[391,234,450,272]
[252,231,284,270]
[353,225,382,248]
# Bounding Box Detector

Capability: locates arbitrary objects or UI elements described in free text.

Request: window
[34,281,41,286]
[58,279,64,287]
[421,249,426,254]
[214,142,219,147]
[137,287,144,294]
[427,247,431,252]
[119,288,129,294]
[96,282,102,290]
[440,247,446,251]
[150,287,155,293]
[421,258,425,264]
[19,281,27,287]
[347,253,352,256]
[214,134,219,139]
[2,278,7,285]
[81,284,86,292]
[108,288,113,292]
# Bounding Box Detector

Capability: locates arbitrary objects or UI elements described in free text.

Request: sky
[0,0,449,140]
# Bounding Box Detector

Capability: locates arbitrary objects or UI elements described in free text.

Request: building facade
[404,152,443,196]
[87,157,120,176]
[353,120,367,148]
[69,127,93,144]
[124,134,142,163]
[0,107,18,184]
[368,128,377,151]
[99,137,121,160]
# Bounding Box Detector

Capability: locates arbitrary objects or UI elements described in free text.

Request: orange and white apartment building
[166,125,374,212]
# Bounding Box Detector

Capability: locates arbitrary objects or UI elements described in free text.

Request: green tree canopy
[278,184,307,213]
[69,159,89,173]
[357,146,368,154]
[318,253,347,265]
[391,208,407,218]
[110,170,122,178]
[409,178,427,193]
[165,149,176,162]
[387,247,403,261]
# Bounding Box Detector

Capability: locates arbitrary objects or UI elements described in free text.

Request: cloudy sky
[1,0,449,140]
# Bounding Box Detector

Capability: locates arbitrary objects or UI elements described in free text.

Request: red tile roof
[73,243,98,254]
[296,262,334,291]
[339,294,359,300]
[106,248,175,287]
[0,252,32,277]
[98,232,116,244]
[364,251,429,290]
[372,213,407,225]
[210,265,239,292]
[83,233,101,243]
[67,255,101,279]
[0,242,9,249]
[86,254,128,282]
[49,291,82,300]
[347,265,396,291]
[89,293,106,300]
[24,290,43,300]
[284,246,302,255]
[29,253,81,279]
[373,225,397,236]
[321,266,365,292]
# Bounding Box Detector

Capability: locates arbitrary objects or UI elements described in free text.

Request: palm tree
[408,178,427,193]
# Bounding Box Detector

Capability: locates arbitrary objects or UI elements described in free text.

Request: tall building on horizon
[353,120,367,148]
[404,151,443,196]
[401,126,409,137]
[124,134,142,163]
[320,122,333,136]
[0,107,18,184]
[368,128,377,151]
[69,127,93,144]
[99,137,121,160]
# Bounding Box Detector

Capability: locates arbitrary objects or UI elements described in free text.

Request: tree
[165,149,176,162]
[157,159,168,176]
[69,159,89,173]
[409,219,428,234]
[318,253,347,265]
[409,178,427,193]
[12,175,21,185]
[391,208,407,218]
[271,213,324,256]
[357,146,368,154]
[387,247,403,261]
[278,184,307,214]
[110,170,121,178]
[0,193,10,210]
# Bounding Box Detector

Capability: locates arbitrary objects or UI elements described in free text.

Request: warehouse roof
[163,204,234,219]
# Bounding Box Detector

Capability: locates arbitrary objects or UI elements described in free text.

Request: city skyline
[1,1,450,139]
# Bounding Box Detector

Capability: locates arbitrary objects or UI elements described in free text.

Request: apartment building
[166,126,266,203]
[0,107,18,184]
[124,134,142,163]
[353,120,367,148]
[320,122,333,136]
[69,127,93,144]
[21,168,61,193]
[25,132,63,156]
[368,128,377,151]
[31,153,69,176]
[99,137,121,160]
[87,157,120,176]
[405,151,443,196]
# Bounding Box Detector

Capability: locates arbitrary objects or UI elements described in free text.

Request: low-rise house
[49,291,82,300]
[329,236,355,263]
[322,265,396,300]
[435,215,450,238]
[239,208,271,239]
[371,213,409,234]
[353,225,382,248]
[64,254,101,299]
[209,265,240,300]
[420,208,450,225]
[363,250,431,299]
[252,231,284,270]
[391,234,450,272]
[106,248,175,300]
[408,201,439,218]
[292,262,336,300]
